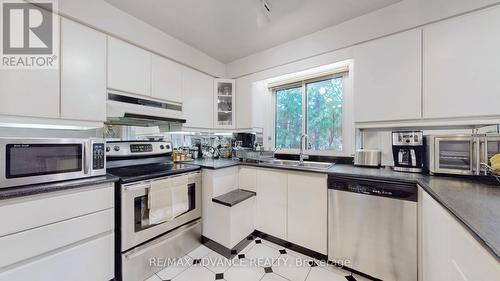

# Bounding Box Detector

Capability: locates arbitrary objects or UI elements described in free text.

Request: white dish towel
[171,183,189,217]
[148,180,174,225]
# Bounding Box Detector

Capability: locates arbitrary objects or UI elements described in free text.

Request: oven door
[0,138,90,188]
[120,171,201,251]
[434,136,477,175]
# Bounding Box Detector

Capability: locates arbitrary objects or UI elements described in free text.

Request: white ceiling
[104,0,401,63]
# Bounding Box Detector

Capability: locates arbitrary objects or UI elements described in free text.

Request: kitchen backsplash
[361,125,500,167]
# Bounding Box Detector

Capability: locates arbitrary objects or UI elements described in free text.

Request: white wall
[234,0,500,157]
[58,0,226,77]
[227,0,500,78]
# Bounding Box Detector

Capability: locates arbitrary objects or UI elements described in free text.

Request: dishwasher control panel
[327,176,417,202]
[349,185,394,196]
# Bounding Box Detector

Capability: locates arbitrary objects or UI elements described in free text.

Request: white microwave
[0,138,106,189]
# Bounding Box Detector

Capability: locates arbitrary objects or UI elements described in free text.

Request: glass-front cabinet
[214,79,235,129]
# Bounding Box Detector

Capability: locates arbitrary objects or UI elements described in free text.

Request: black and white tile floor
[145,238,370,281]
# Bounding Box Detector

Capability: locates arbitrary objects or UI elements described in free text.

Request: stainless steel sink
[260,159,334,170]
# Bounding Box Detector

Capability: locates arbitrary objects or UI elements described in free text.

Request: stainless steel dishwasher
[328,175,417,281]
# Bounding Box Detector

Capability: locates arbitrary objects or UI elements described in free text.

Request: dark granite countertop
[185,159,240,169]
[326,164,500,261]
[416,175,500,260]
[185,159,500,260]
[0,174,119,201]
[212,189,256,207]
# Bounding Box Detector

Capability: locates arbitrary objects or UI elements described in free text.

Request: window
[275,86,302,149]
[306,77,343,151]
[274,75,345,152]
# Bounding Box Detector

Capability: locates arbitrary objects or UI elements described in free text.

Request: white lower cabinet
[0,209,113,268]
[238,166,257,192]
[203,167,255,249]
[0,234,114,281]
[0,183,114,237]
[287,172,327,254]
[421,188,499,281]
[253,168,328,252]
[448,210,500,281]
[0,183,114,281]
[256,169,288,240]
[421,189,451,281]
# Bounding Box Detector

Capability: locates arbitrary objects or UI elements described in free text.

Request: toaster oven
[425,134,500,176]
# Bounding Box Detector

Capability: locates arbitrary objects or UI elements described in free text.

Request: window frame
[272,71,352,156]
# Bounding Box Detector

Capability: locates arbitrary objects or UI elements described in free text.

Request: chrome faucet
[299,134,309,165]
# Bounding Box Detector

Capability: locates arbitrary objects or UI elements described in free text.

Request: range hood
[106,91,186,127]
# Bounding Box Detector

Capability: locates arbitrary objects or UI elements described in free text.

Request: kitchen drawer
[0,183,113,237]
[0,233,114,281]
[122,220,201,281]
[0,209,113,268]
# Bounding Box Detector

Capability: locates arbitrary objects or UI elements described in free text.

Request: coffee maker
[392,131,425,173]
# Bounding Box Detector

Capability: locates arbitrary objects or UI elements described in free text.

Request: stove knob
[160,145,165,150]
[106,146,110,152]
[113,146,120,152]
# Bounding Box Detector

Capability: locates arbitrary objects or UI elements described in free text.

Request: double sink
[259,159,334,170]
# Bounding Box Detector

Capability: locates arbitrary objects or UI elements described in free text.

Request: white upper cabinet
[0,53,59,118]
[354,29,422,122]
[423,6,500,119]
[182,66,214,128]
[151,54,183,104]
[0,69,59,119]
[236,78,267,130]
[214,79,236,129]
[107,37,151,96]
[61,19,106,122]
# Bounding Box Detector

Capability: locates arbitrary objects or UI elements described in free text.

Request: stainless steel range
[107,141,202,281]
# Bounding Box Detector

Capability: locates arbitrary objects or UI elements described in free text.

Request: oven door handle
[124,183,151,191]
[472,138,479,175]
